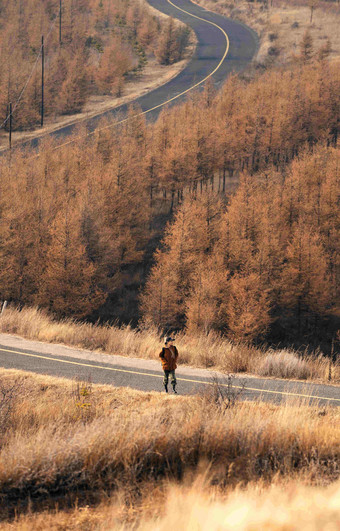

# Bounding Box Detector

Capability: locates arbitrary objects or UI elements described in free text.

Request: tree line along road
[21,0,259,151]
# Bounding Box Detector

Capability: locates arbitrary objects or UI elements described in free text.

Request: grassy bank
[0,306,338,383]
[0,369,339,527]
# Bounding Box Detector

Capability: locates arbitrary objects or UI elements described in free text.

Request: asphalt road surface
[0,335,339,407]
[22,0,258,150]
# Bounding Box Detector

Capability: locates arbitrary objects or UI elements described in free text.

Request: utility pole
[41,35,44,127]
[9,102,12,150]
[59,0,62,45]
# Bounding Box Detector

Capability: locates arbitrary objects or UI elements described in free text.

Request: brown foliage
[0,118,151,318]
[142,145,339,342]
[0,0,176,130]
[0,61,339,337]
[155,18,190,65]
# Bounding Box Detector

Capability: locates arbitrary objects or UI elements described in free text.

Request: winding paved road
[0,335,339,407]
[3,3,336,407]
[23,0,258,149]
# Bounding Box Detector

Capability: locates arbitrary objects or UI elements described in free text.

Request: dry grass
[0,306,338,383]
[257,349,313,379]
[130,478,340,531]
[2,478,340,530]
[193,0,340,67]
[0,368,339,528]
[0,368,339,520]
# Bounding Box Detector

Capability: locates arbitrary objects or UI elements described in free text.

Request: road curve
[0,335,339,407]
[23,0,258,150]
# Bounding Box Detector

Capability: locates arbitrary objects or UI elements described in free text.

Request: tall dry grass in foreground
[133,479,340,531]
[0,306,338,382]
[2,478,340,530]
[0,368,339,524]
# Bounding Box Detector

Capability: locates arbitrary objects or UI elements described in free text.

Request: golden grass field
[0,306,338,383]
[0,368,339,529]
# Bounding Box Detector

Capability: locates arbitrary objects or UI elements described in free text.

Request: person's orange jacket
[159,346,178,371]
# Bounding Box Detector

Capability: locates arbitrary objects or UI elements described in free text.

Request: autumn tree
[57,52,89,114]
[140,255,183,329]
[94,39,134,96]
[226,272,272,342]
[185,256,228,334]
[317,39,332,62]
[155,18,190,65]
[279,225,332,334]
[37,208,105,318]
[299,30,314,64]
[141,194,222,328]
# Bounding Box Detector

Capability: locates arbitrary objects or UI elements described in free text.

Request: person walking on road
[159,336,178,394]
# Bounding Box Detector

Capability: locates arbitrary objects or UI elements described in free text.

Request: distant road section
[24,0,258,149]
[0,335,339,407]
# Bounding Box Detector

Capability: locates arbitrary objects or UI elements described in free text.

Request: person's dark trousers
[163,370,177,393]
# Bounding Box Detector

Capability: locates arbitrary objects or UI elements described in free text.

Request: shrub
[257,350,311,379]
[203,375,246,410]
[268,45,280,56]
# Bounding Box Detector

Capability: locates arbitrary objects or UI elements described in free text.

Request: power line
[0,2,61,131]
